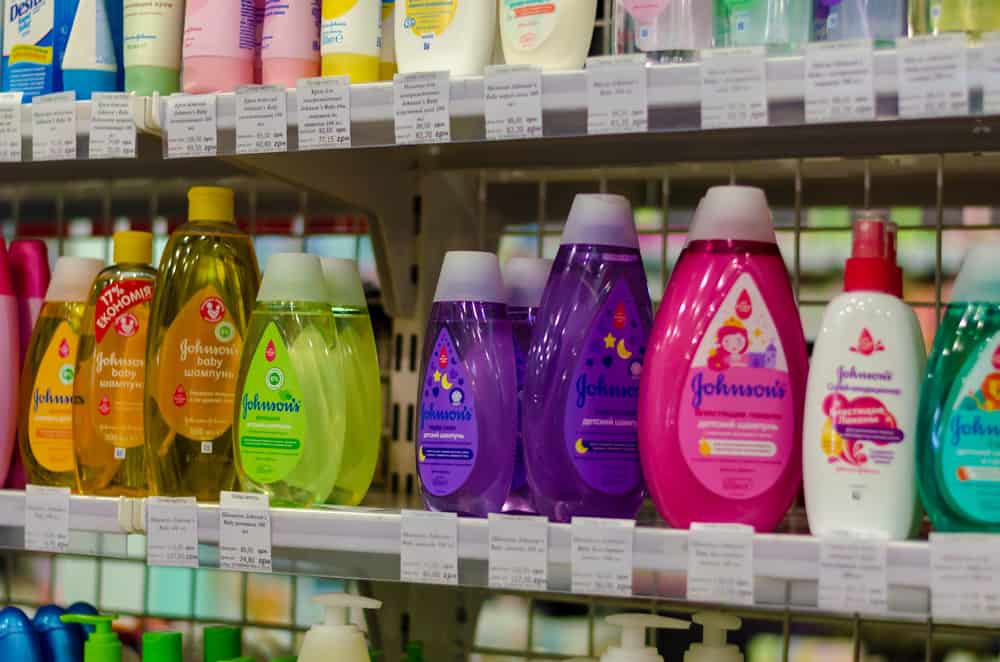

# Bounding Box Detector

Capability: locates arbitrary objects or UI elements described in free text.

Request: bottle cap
[113,231,153,265]
[561,194,638,249]
[503,257,552,308]
[844,213,899,296]
[321,257,367,309]
[433,251,506,304]
[313,593,382,627]
[601,613,689,662]
[688,186,776,244]
[0,238,13,296]
[203,626,241,662]
[188,186,235,223]
[60,614,121,662]
[951,243,1000,303]
[142,632,182,662]
[45,256,104,302]
[0,606,43,662]
[684,612,743,662]
[8,239,50,299]
[258,253,331,303]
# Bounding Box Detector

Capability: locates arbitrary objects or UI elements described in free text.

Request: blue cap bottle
[34,605,85,662]
[0,606,44,662]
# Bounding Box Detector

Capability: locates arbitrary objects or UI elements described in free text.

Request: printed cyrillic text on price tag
[146,497,199,568]
[571,517,634,597]
[818,530,888,614]
[700,47,768,129]
[235,85,288,154]
[219,491,272,573]
[0,92,23,162]
[804,39,875,124]
[32,91,77,161]
[586,55,648,135]
[897,34,969,118]
[400,510,458,585]
[488,513,548,590]
[930,533,1000,624]
[90,92,137,159]
[393,71,450,145]
[25,485,70,553]
[297,76,351,150]
[165,94,218,158]
[484,65,543,140]
[687,523,755,605]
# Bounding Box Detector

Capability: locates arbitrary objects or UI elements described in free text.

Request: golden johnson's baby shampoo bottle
[74,231,156,497]
[145,186,260,502]
[19,256,105,489]
[234,253,346,507]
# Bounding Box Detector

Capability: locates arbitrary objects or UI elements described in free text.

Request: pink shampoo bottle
[639,186,808,532]
[182,0,257,93]
[0,239,18,486]
[261,0,320,88]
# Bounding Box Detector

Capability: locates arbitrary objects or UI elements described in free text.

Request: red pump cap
[843,214,902,297]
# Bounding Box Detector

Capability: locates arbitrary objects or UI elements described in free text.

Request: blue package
[65,602,98,635]
[0,606,44,662]
[2,0,81,101]
[34,605,85,662]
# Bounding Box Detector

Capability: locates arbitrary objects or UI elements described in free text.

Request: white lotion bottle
[499,0,597,71]
[685,613,743,662]
[394,0,497,76]
[803,215,925,540]
[297,593,382,662]
[601,613,689,662]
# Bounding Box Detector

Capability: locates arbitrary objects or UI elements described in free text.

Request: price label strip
[32,91,77,162]
[165,94,218,158]
[25,485,71,553]
[700,47,769,129]
[90,92,137,160]
[235,85,288,155]
[586,55,648,135]
[400,510,459,585]
[896,34,969,119]
[0,92,23,162]
[146,496,200,568]
[487,513,548,591]
[817,531,888,615]
[297,76,352,150]
[687,523,755,606]
[930,533,1000,624]
[393,71,451,145]
[570,517,634,597]
[804,39,876,124]
[484,65,543,140]
[218,491,272,573]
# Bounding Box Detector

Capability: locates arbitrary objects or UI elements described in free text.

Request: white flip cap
[951,244,1000,303]
[503,257,553,308]
[433,251,506,304]
[684,612,743,662]
[561,194,639,249]
[45,256,104,302]
[601,614,689,662]
[321,257,367,309]
[687,186,776,244]
[257,253,331,303]
[313,593,382,627]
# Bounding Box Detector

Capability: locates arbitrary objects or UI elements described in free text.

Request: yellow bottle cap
[113,230,153,265]
[188,186,235,223]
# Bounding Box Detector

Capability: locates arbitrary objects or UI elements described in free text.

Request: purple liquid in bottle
[524,195,652,522]
[417,252,517,517]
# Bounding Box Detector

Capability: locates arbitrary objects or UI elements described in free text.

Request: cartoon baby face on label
[709,317,749,371]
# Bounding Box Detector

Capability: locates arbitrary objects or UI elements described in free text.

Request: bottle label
[403,0,457,38]
[3,0,55,99]
[321,0,380,58]
[940,330,1000,524]
[679,273,794,500]
[28,321,79,473]
[563,280,645,496]
[154,286,243,442]
[501,0,557,52]
[621,0,668,22]
[265,0,321,60]
[183,0,257,60]
[237,323,306,485]
[418,328,478,497]
[124,0,185,69]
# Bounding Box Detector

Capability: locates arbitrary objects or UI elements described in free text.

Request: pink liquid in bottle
[0,239,18,486]
[183,0,256,93]
[262,0,320,88]
[639,186,808,532]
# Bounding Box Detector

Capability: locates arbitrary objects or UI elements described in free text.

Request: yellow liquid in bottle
[928,0,1000,37]
[145,221,260,502]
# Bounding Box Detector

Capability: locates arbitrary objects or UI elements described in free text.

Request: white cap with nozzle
[297,594,382,662]
[561,194,639,249]
[503,257,553,308]
[45,256,104,302]
[684,612,743,662]
[433,251,506,304]
[688,186,776,245]
[257,253,331,304]
[321,257,367,309]
[601,614,690,662]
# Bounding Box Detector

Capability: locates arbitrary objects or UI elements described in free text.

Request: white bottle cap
[313,593,382,627]
[321,257,367,309]
[684,612,743,662]
[951,244,1000,303]
[433,251,506,304]
[45,256,104,302]
[257,253,331,303]
[688,186,776,244]
[601,614,690,662]
[561,194,639,249]
[503,257,553,308]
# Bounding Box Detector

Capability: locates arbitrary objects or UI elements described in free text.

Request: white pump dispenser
[601,614,690,662]
[684,613,743,662]
[297,593,382,662]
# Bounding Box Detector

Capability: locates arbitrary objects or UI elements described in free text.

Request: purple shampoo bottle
[502,257,553,514]
[524,195,652,522]
[417,251,518,516]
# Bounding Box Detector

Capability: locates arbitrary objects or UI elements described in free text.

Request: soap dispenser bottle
[33,605,84,662]
[685,613,743,662]
[0,606,44,662]
[298,594,382,662]
[59,614,122,662]
[601,613,689,662]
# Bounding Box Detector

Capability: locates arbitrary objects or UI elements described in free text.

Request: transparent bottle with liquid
[918,0,1000,39]
[715,0,812,52]
[613,0,714,62]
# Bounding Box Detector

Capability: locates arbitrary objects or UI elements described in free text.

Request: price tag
[570,517,634,597]
[235,85,288,154]
[32,91,77,161]
[218,491,272,573]
[586,55,648,135]
[484,65,543,140]
[393,71,451,145]
[488,514,548,590]
[981,32,1000,115]
[400,510,459,585]
[25,485,70,553]
[89,92,136,159]
[817,531,888,614]
[146,497,199,568]
[297,76,351,150]
[165,94,217,158]
[687,523,755,605]
[804,39,876,124]
[896,34,969,118]
[0,92,23,162]
[700,47,768,129]
[930,533,1000,624]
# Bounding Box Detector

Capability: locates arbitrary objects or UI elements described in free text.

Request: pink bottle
[5,240,49,489]
[182,0,257,93]
[0,239,20,486]
[261,0,321,88]
[639,186,808,533]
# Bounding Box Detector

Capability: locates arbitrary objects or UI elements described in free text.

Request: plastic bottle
[684,613,743,662]
[0,239,18,487]
[145,187,260,502]
[803,215,923,540]
[417,251,517,516]
[923,0,1000,39]
[59,615,121,662]
[613,0,714,63]
[18,256,104,489]
[142,632,182,662]
[182,0,256,93]
[600,613,689,662]
[33,605,84,662]
[502,257,552,514]
[2,0,77,101]
[917,244,1000,532]
[379,0,396,80]
[74,231,156,497]
[298,594,381,662]
[812,0,908,47]
[321,0,382,82]
[524,195,651,523]
[639,186,808,532]
[235,252,345,507]
[499,0,597,71]
[203,627,241,662]
[262,0,321,88]
[714,0,812,52]
[124,0,185,95]
[395,0,497,76]
[321,257,381,507]
[61,0,119,99]
[0,606,43,662]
